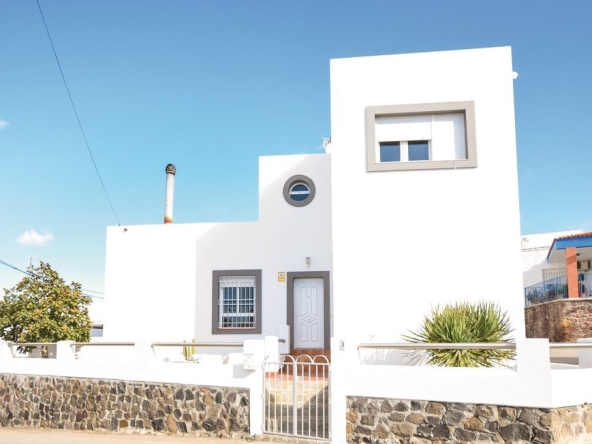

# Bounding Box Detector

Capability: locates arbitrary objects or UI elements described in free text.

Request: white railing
[358,342,516,350]
[357,341,592,351]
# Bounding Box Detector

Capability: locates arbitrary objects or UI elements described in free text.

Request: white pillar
[243,339,265,436]
[578,338,592,368]
[133,341,156,363]
[56,341,76,361]
[0,341,13,361]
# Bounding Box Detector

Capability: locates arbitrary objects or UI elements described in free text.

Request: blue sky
[1,1,592,301]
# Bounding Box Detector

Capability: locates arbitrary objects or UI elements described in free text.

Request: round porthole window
[283,175,316,207]
[289,183,311,201]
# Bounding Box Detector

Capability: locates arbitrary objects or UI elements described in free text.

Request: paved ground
[0,429,249,444]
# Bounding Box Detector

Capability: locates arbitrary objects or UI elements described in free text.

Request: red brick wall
[525,299,592,342]
[566,247,578,298]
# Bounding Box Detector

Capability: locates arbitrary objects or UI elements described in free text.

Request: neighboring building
[522,230,592,303]
[103,46,526,350]
[522,230,592,342]
[522,231,583,288]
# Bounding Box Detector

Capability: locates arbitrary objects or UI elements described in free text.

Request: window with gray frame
[366,101,477,172]
[212,270,262,334]
[283,175,316,207]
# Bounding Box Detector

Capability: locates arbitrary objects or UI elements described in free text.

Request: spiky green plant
[402,302,515,367]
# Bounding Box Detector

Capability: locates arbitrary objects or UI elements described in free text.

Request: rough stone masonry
[0,374,250,439]
[347,396,592,443]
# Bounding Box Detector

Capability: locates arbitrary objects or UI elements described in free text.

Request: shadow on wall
[358,348,408,365]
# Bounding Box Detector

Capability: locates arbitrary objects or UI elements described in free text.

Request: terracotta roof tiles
[556,231,592,240]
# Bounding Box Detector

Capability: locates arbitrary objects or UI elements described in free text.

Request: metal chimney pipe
[164,164,176,224]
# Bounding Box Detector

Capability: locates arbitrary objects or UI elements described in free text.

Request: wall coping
[526,297,592,308]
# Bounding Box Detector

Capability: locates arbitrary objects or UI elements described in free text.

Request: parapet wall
[525,299,592,342]
[346,396,592,443]
[0,374,249,439]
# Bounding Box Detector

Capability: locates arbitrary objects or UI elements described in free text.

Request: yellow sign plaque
[278,272,286,282]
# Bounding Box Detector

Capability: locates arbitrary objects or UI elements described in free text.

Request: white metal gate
[263,354,331,440]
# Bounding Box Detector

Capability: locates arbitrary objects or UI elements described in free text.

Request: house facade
[330,46,525,342]
[103,46,526,351]
[104,154,332,351]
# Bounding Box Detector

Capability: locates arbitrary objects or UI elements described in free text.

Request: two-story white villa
[103,46,525,354]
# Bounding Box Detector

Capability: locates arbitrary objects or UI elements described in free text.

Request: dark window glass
[408,141,430,161]
[289,183,310,201]
[380,142,401,162]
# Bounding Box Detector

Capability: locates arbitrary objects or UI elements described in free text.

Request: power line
[0,259,28,275]
[0,259,104,299]
[35,0,121,226]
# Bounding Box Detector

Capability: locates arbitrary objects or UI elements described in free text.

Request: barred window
[219,276,256,329]
[212,270,262,334]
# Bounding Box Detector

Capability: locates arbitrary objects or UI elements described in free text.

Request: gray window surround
[286,271,331,350]
[366,101,477,172]
[283,175,316,207]
[212,269,262,335]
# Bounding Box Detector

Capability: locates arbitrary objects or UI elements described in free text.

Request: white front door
[294,278,324,349]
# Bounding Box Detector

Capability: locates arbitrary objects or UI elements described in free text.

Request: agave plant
[402,302,515,367]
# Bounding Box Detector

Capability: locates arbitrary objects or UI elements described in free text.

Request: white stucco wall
[103,154,332,344]
[330,47,525,342]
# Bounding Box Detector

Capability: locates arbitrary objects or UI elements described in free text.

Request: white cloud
[0,119,9,130]
[17,230,54,246]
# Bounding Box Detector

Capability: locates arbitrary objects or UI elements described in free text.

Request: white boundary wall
[7,338,592,441]
[0,338,275,436]
[331,337,592,443]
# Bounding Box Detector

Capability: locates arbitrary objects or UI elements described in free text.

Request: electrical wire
[0,259,104,299]
[35,0,121,226]
[0,259,28,275]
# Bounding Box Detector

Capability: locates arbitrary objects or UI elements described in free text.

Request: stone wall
[525,299,592,342]
[347,397,592,443]
[0,374,249,439]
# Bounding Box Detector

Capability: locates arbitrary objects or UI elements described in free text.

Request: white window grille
[218,276,256,329]
[542,268,566,283]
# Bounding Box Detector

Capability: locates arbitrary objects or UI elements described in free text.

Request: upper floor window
[379,140,431,163]
[366,101,477,172]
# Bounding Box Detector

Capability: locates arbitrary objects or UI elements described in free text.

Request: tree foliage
[402,301,515,367]
[0,262,92,350]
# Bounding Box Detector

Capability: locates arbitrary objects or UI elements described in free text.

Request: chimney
[164,164,176,224]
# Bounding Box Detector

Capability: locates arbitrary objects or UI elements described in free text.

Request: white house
[104,154,333,351]
[103,46,526,353]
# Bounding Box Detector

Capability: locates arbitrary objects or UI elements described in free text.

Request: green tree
[0,262,92,353]
[402,301,515,367]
